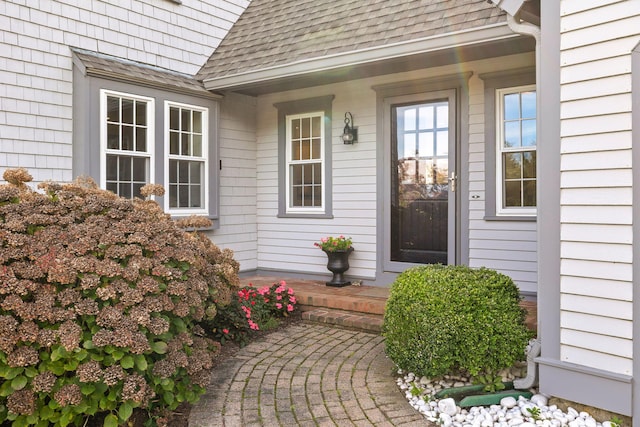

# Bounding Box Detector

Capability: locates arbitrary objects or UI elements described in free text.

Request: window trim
[99,89,155,199]
[274,95,334,218]
[163,100,210,216]
[285,111,325,214]
[495,84,537,216]
[481,68,537,221]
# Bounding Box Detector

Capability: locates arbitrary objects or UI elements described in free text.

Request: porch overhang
[203,23,535,96]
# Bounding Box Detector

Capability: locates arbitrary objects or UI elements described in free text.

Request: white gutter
[202,22,521,91]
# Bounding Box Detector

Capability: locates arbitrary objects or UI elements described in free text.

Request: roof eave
[202,22,520,92]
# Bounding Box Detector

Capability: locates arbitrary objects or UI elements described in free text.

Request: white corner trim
[202,23,518,91]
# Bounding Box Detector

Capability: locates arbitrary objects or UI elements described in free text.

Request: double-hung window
[496,85,537,215]
[165,102,208,215]
[101,90,154,199]
[286,112,324,213]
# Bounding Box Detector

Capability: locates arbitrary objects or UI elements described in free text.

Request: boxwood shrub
[382,265,531,379]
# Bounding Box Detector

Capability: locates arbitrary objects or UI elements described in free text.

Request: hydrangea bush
[0,169,239,426]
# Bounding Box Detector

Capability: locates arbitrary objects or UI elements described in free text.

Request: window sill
[484,215,536,222]
[278,213,334,219]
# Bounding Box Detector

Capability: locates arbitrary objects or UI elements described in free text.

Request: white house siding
[253,54,538,287]
[210,92,258,269]
[467,69,538,295]
[0,0,247,183]
[558,0,640,375]
[255,83,378,279]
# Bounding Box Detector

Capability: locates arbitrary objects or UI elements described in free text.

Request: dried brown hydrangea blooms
[3,168,32,188]
[0,169,236,425]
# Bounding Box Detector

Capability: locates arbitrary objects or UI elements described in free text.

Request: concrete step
[301,307,384,333]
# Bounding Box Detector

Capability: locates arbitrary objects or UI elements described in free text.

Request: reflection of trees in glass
[503,151,536,207]
[397,158,448,208]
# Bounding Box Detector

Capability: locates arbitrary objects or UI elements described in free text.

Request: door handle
[448,172,457,192]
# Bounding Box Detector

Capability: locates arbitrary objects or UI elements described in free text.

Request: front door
[389,94,457,265]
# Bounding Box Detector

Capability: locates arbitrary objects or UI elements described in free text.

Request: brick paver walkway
[189,323,427,426]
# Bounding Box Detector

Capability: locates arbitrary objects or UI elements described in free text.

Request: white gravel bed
[396,371,618,427]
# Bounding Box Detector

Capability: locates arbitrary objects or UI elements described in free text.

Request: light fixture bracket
[341,112,358,144]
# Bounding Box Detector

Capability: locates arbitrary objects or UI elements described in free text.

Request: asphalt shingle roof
[71,48,212,96]
[197,0,506,82]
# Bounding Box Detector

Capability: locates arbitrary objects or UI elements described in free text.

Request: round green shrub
[0,169,239,426]
[382,264,531,379]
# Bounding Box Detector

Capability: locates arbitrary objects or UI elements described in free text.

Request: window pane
[170,132,179,155]
[169,184,178,207]
[291,141,300,161]
[436,131,448,156]
[178,161,189,183]
[122,126,134,151]
[418,106,434,130]
[132,157,146,182]
[193,135,202,157]
[133,183,144,199]
[136,127,146,152]
[291,187,302,207]
[523,151,536,179]
[313,163,321,184]
[312,116,321,136]
[193,111,202,133]
[119,183,131,199]
[301,117,310,139]
[135,101,146,126]
[522,91,536,119]
[107,124,119,149]
[403,134,416,158]
[122,99,134,124]
[107,96,119,122]
[418,133,434,157]
[291,165,302,185]
[119,156,131,180]
[106,182,117,194]
[504,93,520,121]
[311,138,321,159]
[504,121,521,148]
[170,107,179,130]
[504,153,522,179]
[504,181,521,207]
[291,118,300,139]
[301,140,310,160]
[302,164,313,185]
[181,133,190,156]
[313,185,322,207]
[190,185,201,207]
[522,119,536,147]
[181,109,190,132]
[436,105,448,128]
[179,185,189,206]
[523,180,536,206]
[106,155,117,181]
[169,159,177,183]
[404,108,416,131]
[190,162,201,184]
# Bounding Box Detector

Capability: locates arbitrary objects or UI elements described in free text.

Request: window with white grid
[165,102,208,214]
[101,90,154,200]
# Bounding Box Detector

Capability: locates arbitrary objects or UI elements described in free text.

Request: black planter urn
[323,247,354,287]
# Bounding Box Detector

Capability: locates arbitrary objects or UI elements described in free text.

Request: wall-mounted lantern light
[341,112,358,144]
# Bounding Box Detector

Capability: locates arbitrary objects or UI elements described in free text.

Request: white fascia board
[203,22,518,91]
[489,0,526,16]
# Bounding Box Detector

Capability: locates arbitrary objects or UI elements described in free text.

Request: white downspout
[505,12,543,390]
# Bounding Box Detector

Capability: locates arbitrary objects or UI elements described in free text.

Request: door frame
[373,73,470,278]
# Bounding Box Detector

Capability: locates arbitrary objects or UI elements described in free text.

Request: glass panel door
[391,100,451,264]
